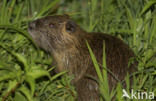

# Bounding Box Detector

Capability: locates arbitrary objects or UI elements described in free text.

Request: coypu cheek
[36,31,53,52]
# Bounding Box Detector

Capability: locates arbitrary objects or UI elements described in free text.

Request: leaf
[0,63,14,71]
[39,71,67,94]
[36,0,60,17]
[140,0,156,16]
[101,41,110,101]
[0,82,4,91]
[2,80,18,100]
[0,43,29,72]
[150,16,156,44]
[18,86,33,101]
[125,6,134,30]
[152,71,156,75]
[0,0,7,24]
[8,0,16,21]
[116,83,124,101]
[7,80,18,92]
[14,3,23,23]
[25,75,35,96]
[27,69,50,80]
[86,41,103,82]
[138,75,148,89]
[14,92,27,101]
[0,71,16,81]
[15,53,29,72]
[0,24,38,48]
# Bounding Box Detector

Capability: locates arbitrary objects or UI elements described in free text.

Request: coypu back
[28,15,136,101]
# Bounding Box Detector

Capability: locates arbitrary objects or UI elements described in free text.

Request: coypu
[28,15,136,101]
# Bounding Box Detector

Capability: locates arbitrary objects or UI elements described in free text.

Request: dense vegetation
[0,0,155,101]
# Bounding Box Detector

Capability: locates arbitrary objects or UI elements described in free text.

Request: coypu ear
[65,20,76,33]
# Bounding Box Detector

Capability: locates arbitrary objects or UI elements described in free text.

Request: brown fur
[28,15,136,101]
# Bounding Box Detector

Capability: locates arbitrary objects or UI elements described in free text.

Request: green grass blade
[86,41,103,82]
[101,41,111,101]
[36,0,60,17]
[140,0,156,16]
[0,24,38,48]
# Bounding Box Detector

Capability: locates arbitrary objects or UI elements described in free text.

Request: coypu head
[28,15,83,53]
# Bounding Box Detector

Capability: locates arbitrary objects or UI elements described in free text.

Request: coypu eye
[49,23,55,28]
[66,21,76,33]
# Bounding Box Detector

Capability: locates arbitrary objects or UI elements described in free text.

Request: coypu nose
[28,21,36,30]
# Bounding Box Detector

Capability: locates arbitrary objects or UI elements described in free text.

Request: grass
[0,0,155,101]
